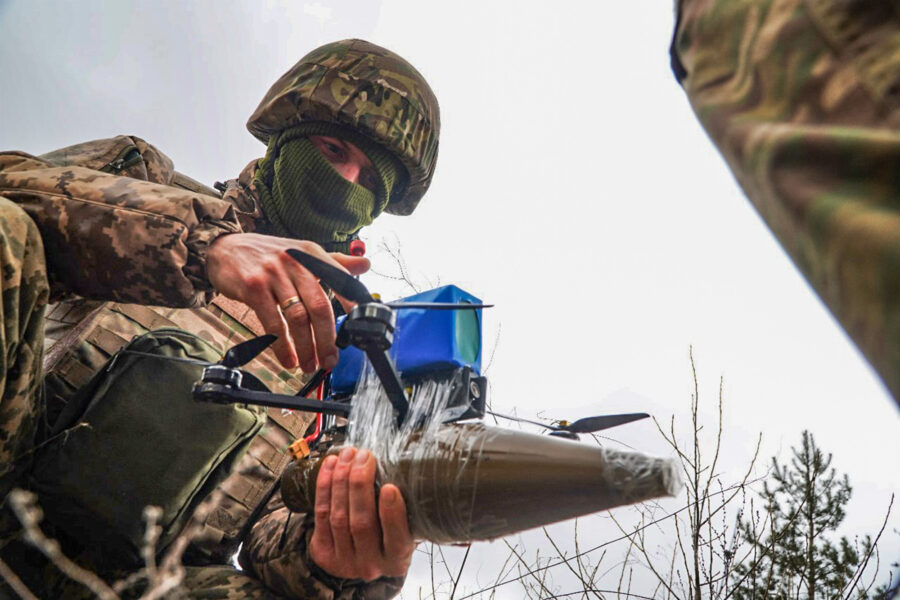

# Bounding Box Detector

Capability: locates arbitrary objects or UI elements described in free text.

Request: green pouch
[29,328,265,569]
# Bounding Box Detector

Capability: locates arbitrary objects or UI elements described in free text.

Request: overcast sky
[2,1,897,597]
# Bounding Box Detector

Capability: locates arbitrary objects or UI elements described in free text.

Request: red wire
[304,240,360,444]
[303,376,326,445]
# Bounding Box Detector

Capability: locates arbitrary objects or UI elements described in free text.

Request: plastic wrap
[281,371,682,543]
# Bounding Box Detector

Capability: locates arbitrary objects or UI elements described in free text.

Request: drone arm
[297,368,330,397]
[364,348,409,426]
[194,383,351,416]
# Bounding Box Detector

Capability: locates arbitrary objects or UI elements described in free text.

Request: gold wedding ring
[280,296,302,311]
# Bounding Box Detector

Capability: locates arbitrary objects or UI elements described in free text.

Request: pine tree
[731,431,874,600]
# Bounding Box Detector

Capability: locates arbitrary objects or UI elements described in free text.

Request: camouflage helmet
[247,39,440,216]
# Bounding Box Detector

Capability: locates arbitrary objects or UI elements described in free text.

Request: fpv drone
[191,249,649,440]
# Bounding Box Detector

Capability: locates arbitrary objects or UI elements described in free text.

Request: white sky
[1,1,897,597]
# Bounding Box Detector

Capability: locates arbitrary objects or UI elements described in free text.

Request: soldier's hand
[206,233,369,371]
[310,447,415,581]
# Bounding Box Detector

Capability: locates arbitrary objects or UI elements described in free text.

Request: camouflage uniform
[0,38,440,600]
[0,136,407,600]
[670,0,900,405]
[0,145,240,506]
[0,196,50,502]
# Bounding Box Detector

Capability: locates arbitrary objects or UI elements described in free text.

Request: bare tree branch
[8,489,119,600]
[0,556,40,600]
[842,494,894,600]
[449,544,471,600]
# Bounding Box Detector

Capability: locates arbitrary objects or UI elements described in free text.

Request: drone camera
[392,366,487,425]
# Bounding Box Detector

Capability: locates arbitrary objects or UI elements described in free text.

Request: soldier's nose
[334,162,361,185]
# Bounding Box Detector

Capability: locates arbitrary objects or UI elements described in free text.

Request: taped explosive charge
[282,422,680,543]
[280,375,681,544]
[191,273,677,543]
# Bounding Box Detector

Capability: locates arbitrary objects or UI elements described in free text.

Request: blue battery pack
[330,285,483,395]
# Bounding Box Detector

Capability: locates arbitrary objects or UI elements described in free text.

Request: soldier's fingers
[277,296,316,374]
[347,450,381,572]
[308,250,372,341]
[285,259,338,371]
[329,447,357,561]
[378,484,414,575]
[262,257,316,372]
[283,305,316,373]
[329,253,371,277]
[311,454,338,556]
[247,289,297,369]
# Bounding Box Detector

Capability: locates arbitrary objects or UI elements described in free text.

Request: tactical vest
[39,136,314,563]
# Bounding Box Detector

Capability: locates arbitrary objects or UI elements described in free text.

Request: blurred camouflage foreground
[671,0,900,404]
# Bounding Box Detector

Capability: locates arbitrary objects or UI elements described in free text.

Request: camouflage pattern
[33,564,289,599]
[671,0,900,404]
[0,198,49,501]
[41,297,313,564]
[16,135,403,599]
[171,566,288,599]
[0,143,241,307]
[221,159,267,233]
[247,39,441,216]
[242,504,404,599]
[39,135,178,185]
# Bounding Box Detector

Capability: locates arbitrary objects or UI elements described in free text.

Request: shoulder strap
[172,171,222,198]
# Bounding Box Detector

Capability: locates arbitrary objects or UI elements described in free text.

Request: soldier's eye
[325,143,345,159]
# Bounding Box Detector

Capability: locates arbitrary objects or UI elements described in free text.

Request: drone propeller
[561,413,650,433]
[286,249,492,311]
[287,249,374,304]
[386,302,493,310]
[487,411,650,434]
[124,334,278,369]
[221,334,278,368]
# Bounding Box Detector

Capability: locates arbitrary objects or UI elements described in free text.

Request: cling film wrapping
[281,372,681,543]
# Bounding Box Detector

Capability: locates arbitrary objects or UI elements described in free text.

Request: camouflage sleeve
[0,151,241,306]
[671,0,900,403]
[240,497,405,600]
[38,135,177,185]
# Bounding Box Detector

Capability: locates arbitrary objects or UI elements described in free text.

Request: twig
[142,506,163,581]
[482,323,502,376]
[370,235,434,294]
[503,539,555,599]
[436,545,456,588]
[141,490,226,600]
[449,544,471,600]
[458,474,768,599]
[608,511,679,599]
[842,494,894,600]
[428,543,436,599]
[8,489,119,600]
[547,588,658,599]
[542,526,602,600]
[0,556,40,600]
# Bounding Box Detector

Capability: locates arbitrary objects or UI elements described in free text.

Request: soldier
[670,0,900,407]
[0,38,439,599]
